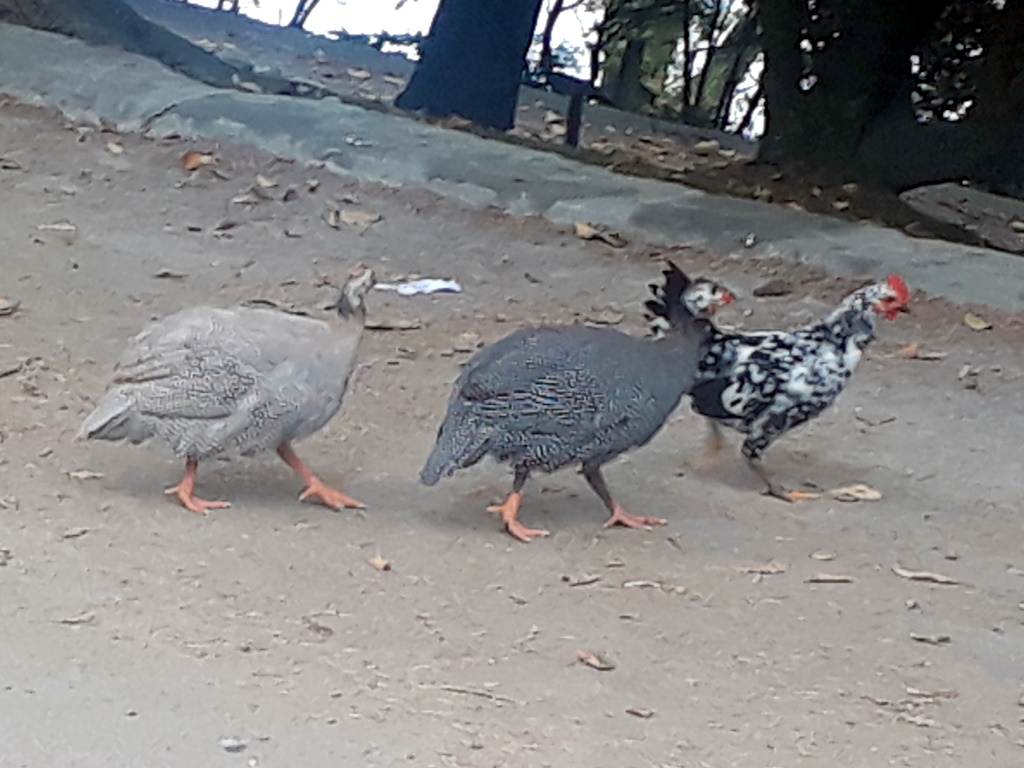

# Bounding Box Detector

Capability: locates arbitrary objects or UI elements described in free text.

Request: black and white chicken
[684,275,911,501]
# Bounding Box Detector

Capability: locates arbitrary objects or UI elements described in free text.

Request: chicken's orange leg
[487,492,550,542]
[696,420,725,473]
[164,459,231,515]
[746,457,820,502]
[277,442,365,510]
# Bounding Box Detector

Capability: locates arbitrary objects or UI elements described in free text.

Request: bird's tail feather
[419,419,492,486]
[77,389,142,443]
[645,260,699,333]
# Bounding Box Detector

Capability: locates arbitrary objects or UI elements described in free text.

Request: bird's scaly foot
[487,492,549,543]
[299,477,365,510]
[696,424,725,473]
[164,483,230,515]
[763,482,820,503]
[604,503,667,530]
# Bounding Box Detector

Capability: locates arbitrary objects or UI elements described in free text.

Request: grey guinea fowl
[420,262,732,542]
[78,266,375,514]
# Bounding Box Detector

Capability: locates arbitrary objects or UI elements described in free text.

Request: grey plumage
[420,261,713,539]
[421,326,700,483]
[79,266,375,512]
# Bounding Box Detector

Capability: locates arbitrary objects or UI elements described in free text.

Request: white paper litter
[375,279,462,296]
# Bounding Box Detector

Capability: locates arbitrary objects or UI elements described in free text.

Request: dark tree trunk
[395,0,544,131]
[855,1,1024,193]
[759,0,1024,192]
[758,0,949,170]
[288,0,322,29]
[603,38,654,112]
[0,0,324,97]
[538,0,565,73]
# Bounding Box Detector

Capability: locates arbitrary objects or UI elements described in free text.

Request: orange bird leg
[583,464,667,531]
[277,442,365,510]
[486,492,550,543]
[603,502,668,530]
[746,457,820,503]
[164,458,231,515]
[696,420,725,473]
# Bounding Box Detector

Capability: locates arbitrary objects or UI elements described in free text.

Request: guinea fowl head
[645,261,733,337]
[333,265,376,319]
[681,277,736,319]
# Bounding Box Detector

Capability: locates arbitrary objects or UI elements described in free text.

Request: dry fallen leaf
[58,611,96,625]
[180,150,217,171]
[382,75,405,87]
[324,208,342,229]
[584,308,624,326]
[255,173,277,189]
[37,221,77,234]
[0,298,20,317]
[805,573,855,584]
[153,268,187,279]
[573,221,627,248]
[347,67,372,80]
[906,686,958,700]
[752,278,793,297]
[369,554,391,572]
[830,483,883,502]
[693,139,720,155]
[106,141,125,155]
[892,565,960,585]
[577,650,615,671]
[963,312,992,331]
[910,631,951,645]
[341,210,382,229]
[737,560,788,575]
[364,318,423,331]
[810,550,837,561]
[622,579,663,589]
[68,470,103,480]
[625,707,654,719]
[562,574,602,587]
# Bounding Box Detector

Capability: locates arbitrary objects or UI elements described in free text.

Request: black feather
[644,260,695,333]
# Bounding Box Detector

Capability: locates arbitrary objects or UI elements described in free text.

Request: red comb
[886,274,910,303]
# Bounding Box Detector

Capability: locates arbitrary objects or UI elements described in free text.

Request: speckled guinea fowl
[420,262,729,542]
[78,266,375,514]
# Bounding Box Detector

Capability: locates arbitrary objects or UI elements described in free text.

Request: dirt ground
[2,98,1024,768]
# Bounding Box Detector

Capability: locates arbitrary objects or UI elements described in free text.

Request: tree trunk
[289,0,323,30]
[603,38,654,112]
[758,0,948,170]
[0,0,324,97]
[538,0,565,73]
[395,0,544,131]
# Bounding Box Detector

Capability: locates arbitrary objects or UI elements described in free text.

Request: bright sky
[189,1,597,70]
[190,1,592,43]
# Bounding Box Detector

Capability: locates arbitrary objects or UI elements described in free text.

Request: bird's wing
[110,307,331,421]
[456,327,641,437]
